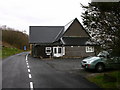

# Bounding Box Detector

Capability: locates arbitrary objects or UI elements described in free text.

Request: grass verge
[0,47,1,59]
[2,47,23,59]
[87,71,120,90]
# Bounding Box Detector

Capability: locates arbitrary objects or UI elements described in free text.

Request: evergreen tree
[81,2,120,56]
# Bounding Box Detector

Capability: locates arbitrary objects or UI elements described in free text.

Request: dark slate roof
[61,37,90,46]
[29,18,91,45]
[29,26,64,44]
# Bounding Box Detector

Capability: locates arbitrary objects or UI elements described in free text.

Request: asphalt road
[2,52,100,89]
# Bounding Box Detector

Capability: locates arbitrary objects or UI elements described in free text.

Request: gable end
[63,18,90,38]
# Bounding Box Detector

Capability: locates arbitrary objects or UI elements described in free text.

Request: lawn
[87,71,120,90]
[2,47,23,59]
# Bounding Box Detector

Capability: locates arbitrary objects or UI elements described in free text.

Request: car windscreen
[97,51,109,57]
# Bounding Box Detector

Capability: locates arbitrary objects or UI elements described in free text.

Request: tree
[81,2,120,56]
[1,26,29,50]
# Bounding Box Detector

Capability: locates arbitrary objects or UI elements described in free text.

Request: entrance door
[53,47,65,57]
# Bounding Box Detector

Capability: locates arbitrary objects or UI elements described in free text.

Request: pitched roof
[64,19,74,32]
[29,18,90,44]
[29,26,64,44]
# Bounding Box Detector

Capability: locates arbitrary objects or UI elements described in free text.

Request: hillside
[0,26,29,58]
[1,26,29,50]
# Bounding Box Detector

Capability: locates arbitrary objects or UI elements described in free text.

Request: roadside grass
[0,47,2,59]
[87,71,120,90]
[2,47,23,59]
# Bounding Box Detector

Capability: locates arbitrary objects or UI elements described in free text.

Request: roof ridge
[64,18,75,32]
[53,27,64,42]
[53,18,76,43]
[65,19,74,27]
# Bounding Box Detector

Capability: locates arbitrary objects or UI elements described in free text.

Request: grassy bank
[87,71,120,89]
[2,47,23,59]
[0,47,2,59]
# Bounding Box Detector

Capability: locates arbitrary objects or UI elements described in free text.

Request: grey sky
[0,0,90,34]
[92,0,119,2]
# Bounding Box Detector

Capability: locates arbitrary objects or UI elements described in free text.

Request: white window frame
[86,46,94,53]
[58,47,62,54]
[62,47,65,55]
[53,47,65,57]
[53,47,62,54]
[45,47,52,54]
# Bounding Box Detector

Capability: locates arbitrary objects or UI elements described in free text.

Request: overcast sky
[0,0,91,34]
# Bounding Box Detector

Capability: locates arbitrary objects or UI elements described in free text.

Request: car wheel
[95,64,104,72]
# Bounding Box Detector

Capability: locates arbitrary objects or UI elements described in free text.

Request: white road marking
[29,74,32,78]
[26,54,28,60]
[28,69,30,72]
[25,54,34,90]
[26,62,29,65]
[27,65,30,68]
[30,82,34,90]
[26,56,27,60]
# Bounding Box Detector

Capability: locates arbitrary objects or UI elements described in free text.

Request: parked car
[81,51,120,72]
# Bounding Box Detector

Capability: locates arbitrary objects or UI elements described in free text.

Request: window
[54,48,57,53]
[53,47,65,57]
[86,46,94,53]
[53,47,62,54]
[45,47,52,54]
[58,47,62,53]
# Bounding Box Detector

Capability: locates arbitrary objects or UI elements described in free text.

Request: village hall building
[29,18,95,58]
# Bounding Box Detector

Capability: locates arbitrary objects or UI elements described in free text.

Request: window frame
[58,47,62,53]
[86,46,94,53]
[45,47,52,54]
[53,47,65,56]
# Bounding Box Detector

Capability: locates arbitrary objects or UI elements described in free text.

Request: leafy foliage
[81,2,120,56]
[1,26,29,50]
